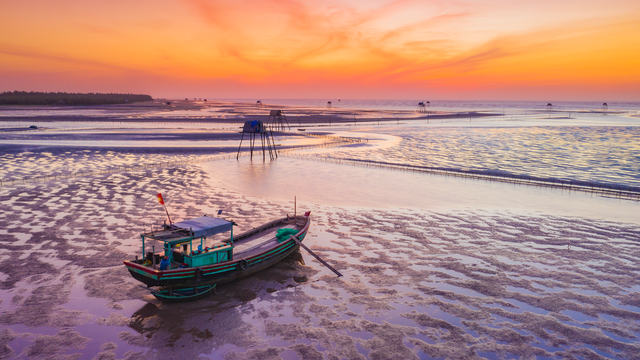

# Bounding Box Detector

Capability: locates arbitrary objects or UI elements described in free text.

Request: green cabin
[141,216,234,269]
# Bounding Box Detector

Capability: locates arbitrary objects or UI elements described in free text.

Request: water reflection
[3,118,640,359]
[333,126,640,188]
[126,251,312,351]
[204,156,640,224]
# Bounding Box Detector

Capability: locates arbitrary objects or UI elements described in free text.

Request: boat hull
[151,285,216,302]
[124,216,310,288]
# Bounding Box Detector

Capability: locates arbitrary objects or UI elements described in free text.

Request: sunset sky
[1,0,639,101]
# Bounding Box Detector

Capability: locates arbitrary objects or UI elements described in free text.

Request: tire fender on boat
[195,268,204,283]
[239,259,248,270]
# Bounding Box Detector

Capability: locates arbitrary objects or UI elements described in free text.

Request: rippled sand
[331,125,640,188]
[0,107,639,359]
[0,130,319,182]
[0,150,639,358]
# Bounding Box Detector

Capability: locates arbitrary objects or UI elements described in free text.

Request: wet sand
[0,99,499,125]
[0,104,639,359]
[1,158,639,359]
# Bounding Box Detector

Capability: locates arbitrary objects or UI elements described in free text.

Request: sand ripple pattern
[0,147,207,181]
[0,156,639,358]
[338,126,640,188]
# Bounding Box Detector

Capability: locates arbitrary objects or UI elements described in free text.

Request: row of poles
[3,126,638,202]
[280,153,640,201]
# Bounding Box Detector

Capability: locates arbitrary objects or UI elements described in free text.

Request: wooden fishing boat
[151,284,216,302]
[123,213,311,289]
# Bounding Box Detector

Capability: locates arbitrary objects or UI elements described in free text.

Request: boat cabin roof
[142,216,233,244]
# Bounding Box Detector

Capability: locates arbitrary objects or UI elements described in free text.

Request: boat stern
[123,260,161,286]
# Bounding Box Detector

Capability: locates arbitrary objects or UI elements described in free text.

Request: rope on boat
[291,236,342,277]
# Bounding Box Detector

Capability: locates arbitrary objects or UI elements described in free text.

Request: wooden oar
[291,236,342,277]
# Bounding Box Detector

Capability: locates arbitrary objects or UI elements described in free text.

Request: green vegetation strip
[0,91,152,106]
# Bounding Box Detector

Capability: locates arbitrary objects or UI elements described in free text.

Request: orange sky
[1,0,639,101]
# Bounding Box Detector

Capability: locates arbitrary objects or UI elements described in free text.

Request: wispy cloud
[0,43,132,72]
[182,0,477,79]
[1,0,638,99]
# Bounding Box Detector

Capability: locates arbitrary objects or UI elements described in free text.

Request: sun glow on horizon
[1,0,639,100]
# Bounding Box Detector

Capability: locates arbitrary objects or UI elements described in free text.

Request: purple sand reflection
[0,106,639,358]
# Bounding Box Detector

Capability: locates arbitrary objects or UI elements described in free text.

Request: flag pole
[157,193,173,226]
[164,204,173,226]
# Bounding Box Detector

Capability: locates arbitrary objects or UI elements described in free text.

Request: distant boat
[297,128,306,131]
[124,214,311,292]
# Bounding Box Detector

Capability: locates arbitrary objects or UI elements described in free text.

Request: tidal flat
[0,101,639,359]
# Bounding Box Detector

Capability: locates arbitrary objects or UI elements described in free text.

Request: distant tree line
[0,91,153,106]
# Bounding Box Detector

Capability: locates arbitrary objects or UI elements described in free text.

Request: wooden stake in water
[291,236,342,277]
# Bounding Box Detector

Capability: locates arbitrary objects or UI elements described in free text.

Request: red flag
[157,193,164,205]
